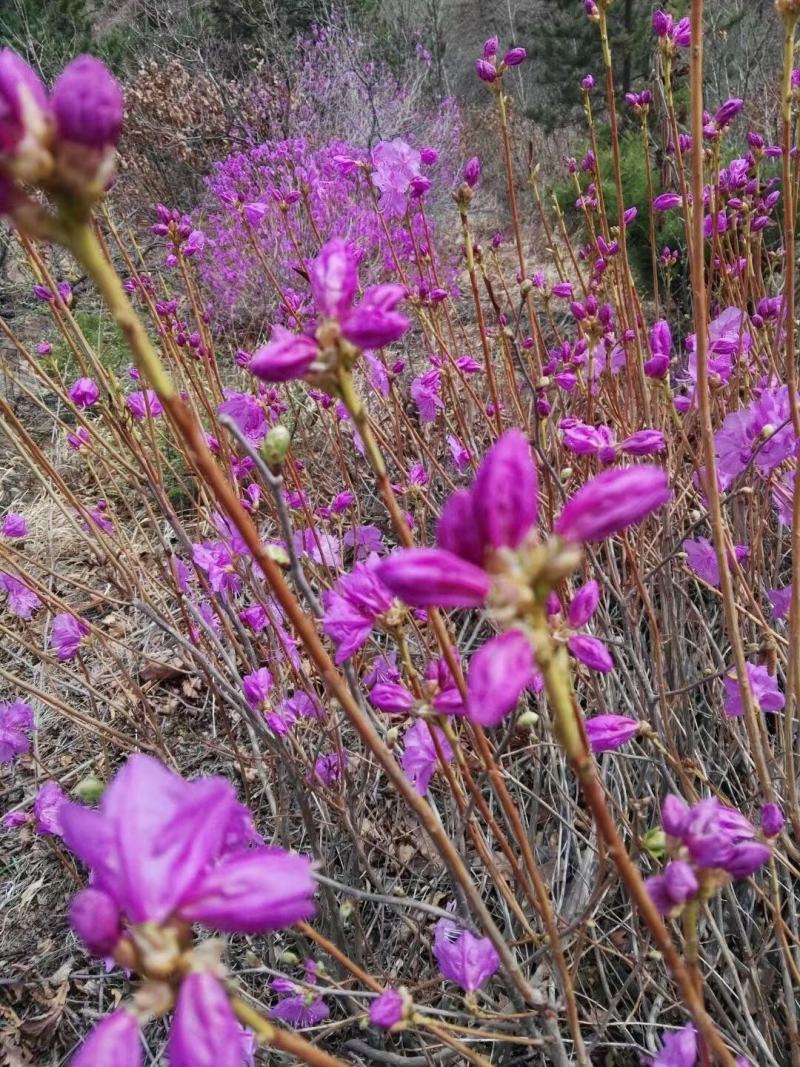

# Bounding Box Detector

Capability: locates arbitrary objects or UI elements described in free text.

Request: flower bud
[554,466,670,543]
[503,48,527,66]
[52,56,123,149]
[370,988,412,1030]
[261,424,291,467]
[378,548,490,608]
[475,59,498,82]
[250,326,318,383]
[0,49,51,181]
[472,429,538,551]
[467,630,537,729]
[70,888,122,957]
[73,774,105,803]
[463,156,481,188]
[761,802,785,837]
[584,714,638,751]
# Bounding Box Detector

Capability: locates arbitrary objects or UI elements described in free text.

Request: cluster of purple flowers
[645,794,774,918]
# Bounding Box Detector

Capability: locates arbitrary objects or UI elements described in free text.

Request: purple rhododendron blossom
[401,719,453,795]
[369,988,407,1030]
[642,1023,697,1067]
[432,918,500,991]
[1,511,28,538]
[683,537,748,587]
[70,1009,141,1067]
[584,714,638,752]
[0,572,41,618]
[467,629,538,728]
[723,662,784,717]
[50,612,90,660]
[0,699,35,762]
[60,754,314,932]
[168,972,244,1067]
[323,556,394,662]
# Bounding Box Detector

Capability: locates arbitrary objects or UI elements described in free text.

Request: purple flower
[679,797,762,874]
[652,10,673,37]
[472,429,538,551]
[653,192,682,211]
[661,794,691,838]
[584,714,638,752]
[370,682,415,715]
[70,888,122,957]
[0,572,41,618]
[411,370,444,423]
[554,466,671,542]
[568,581,600,627]
[52,55,123,148]
[217,392,266,443]
[645,860,699,916]
[69,1009,141,1067]
[463,156,481,188]
[68,377,100,408]
[0,49,50,174]
[311,751,349,787]
[182,229,205,257]
[503,47,527,66]
[126,390,163,419]
[714,98,744,129]
[242,667,273,710]
[378,548,490,608]
[34,780,67,836]
[568,633,614,672]
[723,662,784,718]
[482,36,499,58]
[250,325,319,383]
[0,700,34,762]
[475,59,498,82]
[340,281,409,349]
[323,556,394,662]
[60,754,314,931]
[761,802,785,837]
[271,991,329,1028]
[401,720,453,795]
[433,919,500,992]
[50,612,90,660]
[467,630,537,729]
[168,972,243,1067]
[622,430,665,456]
[643,1023,697,1067]
[672,18,691,47]
[683,537,749,588]
[1,511,28,538]
[369,988,408,1030]
[371,139,421,218]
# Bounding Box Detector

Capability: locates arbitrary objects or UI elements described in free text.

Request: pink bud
[463,156,481,188]
[481,36,499,59]
[370,682,415,715]
[584,714,638,752]
[761,802,785,837]
[503,47,527,66]
[378,548,491,608]
[554,466,671,542]
[568,580,600,627]
[568,634,614,673]
[472,429,538,551]
[70,888,122,957]
[436,488,485,565]
[309,237,358,318]
[0,49,50,176]
[475,59,498,82]
[52,55,124,148]
[369,988,409,1030]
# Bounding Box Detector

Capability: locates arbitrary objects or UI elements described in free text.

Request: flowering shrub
[0,5,798,1066]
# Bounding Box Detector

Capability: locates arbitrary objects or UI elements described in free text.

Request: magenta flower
[370,681,415,715]
[125,389,164,419]
[50,612,90,660]
[60,754,314,932]
[70,887,122,957]
[567,633,614,672]
[503,47,527,66]
[34,780,67,835]
[432,918,500,992]
[653,192,682,211]
[411,369,444,422]
[242,667,273,711]
[378,548,490,608]
[472,429,538,551]
[52,54,123,148]
[683,537,749,588]
[251,325,319,382]
[369,988,408,1030]
[0,700,34,762]
[271,989,329,1028]
[0,572,41,618]
[475,58,498,82]
[722,662,784,718]
[401,720,453,795]
[68,377,100,408]
[463,156,481,188]
[311,751,349,787]
[168,972,244,1067]
[568,580,600,627]
[643,1023,697,1067]
[70,1009,141,1067]
[644,860,699,916]
[761,803,785,837]
[554,466,670,542]
[668,796,769,877]
[322,556,395,662]
[0,49,50,176]
[467,629,538,728]
[584,714,639,752]
[371,138,422,218]
[1,511,28,538]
